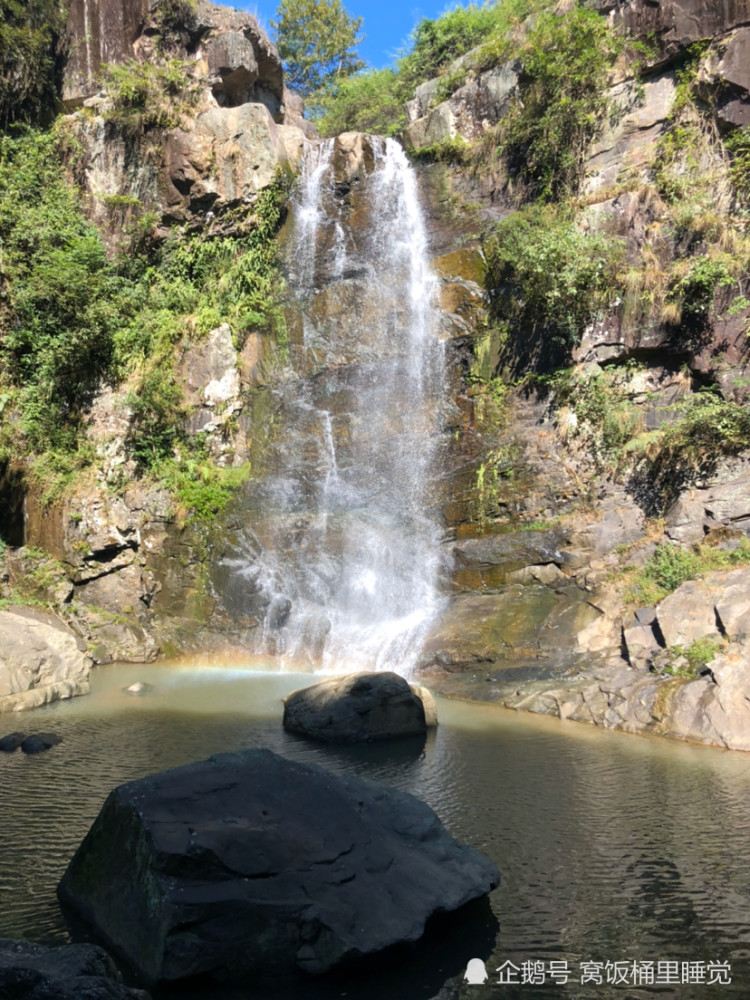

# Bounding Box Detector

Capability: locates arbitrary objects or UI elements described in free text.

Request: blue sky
[238,0,455,69]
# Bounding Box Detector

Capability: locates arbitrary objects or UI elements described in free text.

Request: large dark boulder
[57,749,498,986]
[0,938,150,1000]
[283,671,438,743]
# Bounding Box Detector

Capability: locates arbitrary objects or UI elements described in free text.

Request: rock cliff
[399,0,750,750]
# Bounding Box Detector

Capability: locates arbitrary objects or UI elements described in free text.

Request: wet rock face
[58,748,499,985]
[283,672,437,742]
[63,0,151,106]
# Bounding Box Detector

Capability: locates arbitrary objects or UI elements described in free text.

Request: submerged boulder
[21,733,63,755]
[283,671,437,742]
[0,938,150,1000]
[57,748,497,985]
[0,732,24,752]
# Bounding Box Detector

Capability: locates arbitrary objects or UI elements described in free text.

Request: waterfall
[231,135,449,677]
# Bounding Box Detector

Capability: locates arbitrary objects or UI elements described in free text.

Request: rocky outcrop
[61,0,311,235]
[0,609,91,713]
[0,938,150,1000]
[63,0,285,115]
[282,672,437,742]
[58,748,499,985]
[422,562,750,751]
[405,60,518,150]
[601,0,750,68]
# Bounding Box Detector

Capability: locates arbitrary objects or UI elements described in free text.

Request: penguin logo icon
[464,958,489,984]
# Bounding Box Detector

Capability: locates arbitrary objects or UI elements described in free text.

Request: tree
[271,0,365,97]
[0,0,67,128]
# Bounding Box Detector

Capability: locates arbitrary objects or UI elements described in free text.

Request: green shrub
[494,6,623,200]
[0,0,66,127]
[156,453,251,523]
[725,125,750,202]
[548,366,642,465]
[484,204,625,351]
[666,636,724,676]
[408,135,472,164]
[626,537,750,606]
[125,366,185,471]
[404,3,523,81]
[152,0,198,36]
[0,127,288,513]
[315,0,544,137]
[666,255,734,320]
[0,130,124,448]
[102,59,200,132]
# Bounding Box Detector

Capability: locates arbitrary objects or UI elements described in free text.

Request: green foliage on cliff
[313,68,409,137]
[726,125,750,201]
[484,205,625,350]
[405,2,526,81]
[113,182,289,473]
[315,0,539,137]
[153,0,198,34]
[0,130,123,450]
[0,128,288,519]
[102,59,201,132]
[0,0,66,128]
[493,6,623,200]
[155,452,251,524]
[626,538,750,607]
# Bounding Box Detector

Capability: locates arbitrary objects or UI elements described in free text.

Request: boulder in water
[21,732,63,754]
[0,731,25,752]
[57,748,497,985]
[0,938,150,999]
[123,682,153,696]
[283,671,438,742]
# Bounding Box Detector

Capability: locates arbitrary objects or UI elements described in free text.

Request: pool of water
[2,661,750,999]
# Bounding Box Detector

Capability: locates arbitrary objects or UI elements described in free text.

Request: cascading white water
[232,136,449,677]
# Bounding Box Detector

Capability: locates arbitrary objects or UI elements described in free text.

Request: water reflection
[1,665,750,999]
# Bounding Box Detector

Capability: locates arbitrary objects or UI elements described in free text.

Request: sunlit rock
[283,671,437,742]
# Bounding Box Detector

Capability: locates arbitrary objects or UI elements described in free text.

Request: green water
[1,661,749,999]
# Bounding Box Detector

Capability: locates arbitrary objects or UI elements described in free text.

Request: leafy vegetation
[152,0,198,36]
[725,125,750,202]
[272,0,364,96]
[0,0,66,128]
[0,128,288,520]
[409,136,472,165]
[484,204,625,355]
[625,538,750,608]
[489,6,623,200]
[664,636,725,677]
[315,0,543,138]
[155,451,252,524]
[102,59,200,132]
[0,130,125,451]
